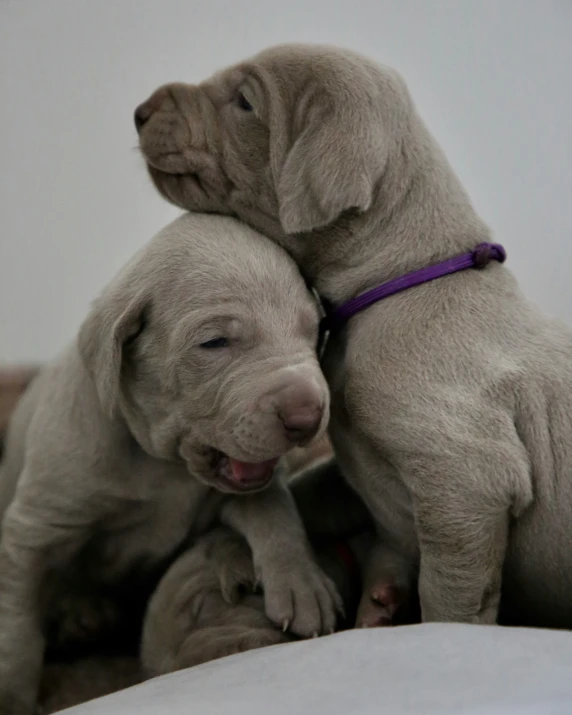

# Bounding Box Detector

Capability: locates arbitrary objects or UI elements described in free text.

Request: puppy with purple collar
[135,43,572,630]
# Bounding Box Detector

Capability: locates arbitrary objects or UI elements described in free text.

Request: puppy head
[78,213,329,494]
[135,44,410,240]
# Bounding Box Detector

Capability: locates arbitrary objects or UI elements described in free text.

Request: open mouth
[211,451,279,492]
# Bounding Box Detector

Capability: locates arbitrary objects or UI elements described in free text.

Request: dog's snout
[134,88,170,133]
[279,407,322,444]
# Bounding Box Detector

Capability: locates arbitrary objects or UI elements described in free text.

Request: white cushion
[62,624,572,714]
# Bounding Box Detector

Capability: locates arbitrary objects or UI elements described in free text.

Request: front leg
[398,436,531,624]
[352,378,532,625]
[414,491,510,623]
[0,472,95,714]
[221,476,343,637]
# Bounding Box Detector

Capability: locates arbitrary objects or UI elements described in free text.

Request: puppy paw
[356,583,404,628]
[258,552,344,637]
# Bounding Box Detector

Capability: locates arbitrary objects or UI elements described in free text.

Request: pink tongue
[228,457,279,485]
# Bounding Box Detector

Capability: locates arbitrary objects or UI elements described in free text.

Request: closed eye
[124,313,148,347]
[200,337,229,349]
[236,91,253,112]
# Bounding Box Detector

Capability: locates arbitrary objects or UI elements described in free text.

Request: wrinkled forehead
[206,45,373,112]
[205,49,322,102]
[156,283,320,353]
[146,244,318,326]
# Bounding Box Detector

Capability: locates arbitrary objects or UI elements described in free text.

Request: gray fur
[136,43,572,630]
[0,212,341,714]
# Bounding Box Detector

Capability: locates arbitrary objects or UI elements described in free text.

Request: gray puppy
[135,43,572,630]
[0,212,341,715]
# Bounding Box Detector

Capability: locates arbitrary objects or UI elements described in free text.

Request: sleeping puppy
[142,461,376,677]
[0,212,342,715]
[135,44,572,630]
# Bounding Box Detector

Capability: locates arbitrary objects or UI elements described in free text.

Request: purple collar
[321,242,506,333]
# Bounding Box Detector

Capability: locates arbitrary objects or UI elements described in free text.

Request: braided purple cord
[321,242,506,332]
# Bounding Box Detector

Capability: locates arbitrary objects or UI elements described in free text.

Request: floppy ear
[78,289,148,418]
[276,102,388,234]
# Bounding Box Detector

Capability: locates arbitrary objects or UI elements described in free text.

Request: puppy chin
[142,149,189,174]
[145,165,210,213]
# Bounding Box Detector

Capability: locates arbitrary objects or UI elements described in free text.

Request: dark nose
[134,101,152,132]
[134,88,170,133]
[279,407,322,444]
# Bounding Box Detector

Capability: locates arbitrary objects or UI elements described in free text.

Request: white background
[1,0,571,363]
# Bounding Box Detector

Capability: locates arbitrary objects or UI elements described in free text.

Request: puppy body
[0,213,340,714]
[136,45,572,628]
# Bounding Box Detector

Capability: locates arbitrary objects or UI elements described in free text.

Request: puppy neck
[297,117,493,307]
